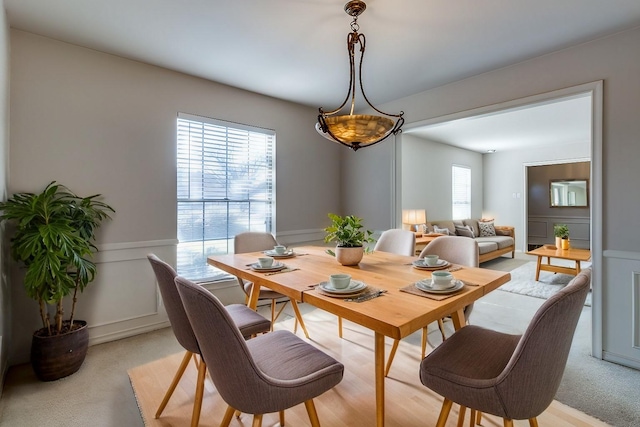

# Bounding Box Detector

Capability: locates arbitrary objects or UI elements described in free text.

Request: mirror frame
[550,179,589,208]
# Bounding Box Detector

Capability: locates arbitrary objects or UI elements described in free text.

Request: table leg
[451,309,466,330]
[535,256,542,281]
[247,282,260,310]
[374,332,385,427]
[576,261,581,275]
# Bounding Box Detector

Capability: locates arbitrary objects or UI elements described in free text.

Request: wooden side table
[414,234,446,255]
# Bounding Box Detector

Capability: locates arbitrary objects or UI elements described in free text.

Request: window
[452,165,471,220]
[176,113,275,281]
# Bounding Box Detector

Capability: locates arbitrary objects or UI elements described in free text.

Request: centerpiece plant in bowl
[323,213,375,265]
[0,181,114,381]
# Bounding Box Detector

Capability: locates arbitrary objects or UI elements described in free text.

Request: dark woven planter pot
[31,320,89,382]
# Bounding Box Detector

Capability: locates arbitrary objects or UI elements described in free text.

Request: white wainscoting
[77,240,178,347]
[602,249,640,370]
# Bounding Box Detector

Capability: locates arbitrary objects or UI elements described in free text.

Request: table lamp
[402,209,426,235]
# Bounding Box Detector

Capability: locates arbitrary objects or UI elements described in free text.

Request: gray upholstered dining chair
[175,275,344,427]
[420,268,591,427]
[234,231,310,338]
[147,254,271,427]
[385,235,479,376]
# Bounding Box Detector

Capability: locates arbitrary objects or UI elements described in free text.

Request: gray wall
[0,0,9,389]
[7,30,342,364]
[343,25,640,368]
[401,134,483,221]
[528,162,591,249]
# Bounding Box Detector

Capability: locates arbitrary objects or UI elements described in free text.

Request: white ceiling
[406,94,593,153]
[4,0,639,151]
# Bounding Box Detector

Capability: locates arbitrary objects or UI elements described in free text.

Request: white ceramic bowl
[431,271,453,289]
[258,257,274,268]
[329,273,352,289]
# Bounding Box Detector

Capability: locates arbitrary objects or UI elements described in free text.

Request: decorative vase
[31,320,89,382]
[555,236,562,248]
[561,238,570,250]
[335,246,364,266]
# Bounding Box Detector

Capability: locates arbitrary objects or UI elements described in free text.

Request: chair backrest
[147,254,199,354]
[234,231,278,254]
[419,236,479,267]
[495,268,591,419]
[174,275,276,412]
[374,229,416,257]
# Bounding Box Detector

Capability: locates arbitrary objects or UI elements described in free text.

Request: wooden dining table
[208,246,511,427]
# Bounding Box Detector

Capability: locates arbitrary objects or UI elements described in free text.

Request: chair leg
[338,316,343,338]
[528,418,539,427]
[220,405,235,427]
[270,300,276,331]
[290,299,310,339]
[421,326,428,359]
[252,413,263,427]
[155,350,193,418]
[469,409,476,427]
[234,410,241,418]
[304,399,321,427]
[279,410,285,426]
[503,419,514,427]
[191,358,208,427]
[272,299,290,323]
[438,318,447,341]
[476,411,482,425]
[385,339,400,377]
[457,406,467,427]
[436,398,454,427]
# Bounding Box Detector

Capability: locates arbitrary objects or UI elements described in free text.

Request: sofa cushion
[431,221,456,235]
[433,226,451,235]
[478,221,496,237]
[477,241,498,254]
[463,219,480,237]
[455,224,475,238]
[475,236,514,250]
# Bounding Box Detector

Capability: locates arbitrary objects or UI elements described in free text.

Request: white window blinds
[452,165,471,220]
[176,113,275,281]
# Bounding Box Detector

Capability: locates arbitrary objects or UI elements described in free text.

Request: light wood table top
[208,246,511,427]
[526,246,591,262]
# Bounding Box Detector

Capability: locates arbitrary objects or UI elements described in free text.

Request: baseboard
[602,351,640,370]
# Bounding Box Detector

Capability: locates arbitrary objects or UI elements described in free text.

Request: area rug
[498,261,592,306]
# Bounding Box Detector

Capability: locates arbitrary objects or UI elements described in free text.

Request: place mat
[400,283,468,301]
[264,267,300,276]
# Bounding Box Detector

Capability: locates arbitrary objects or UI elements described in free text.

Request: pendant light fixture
[316,0,404,151]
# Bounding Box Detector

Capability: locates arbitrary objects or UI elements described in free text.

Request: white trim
[604,250,640,261]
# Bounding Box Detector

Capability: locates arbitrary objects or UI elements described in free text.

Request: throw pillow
[478,221,496,237]
[433,226,450,235]
[455,225,475,238]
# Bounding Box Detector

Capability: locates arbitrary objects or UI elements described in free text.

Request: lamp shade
[402,209,426,225]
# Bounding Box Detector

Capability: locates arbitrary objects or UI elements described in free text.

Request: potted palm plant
[0,181,114,381]
[323,213,375,265]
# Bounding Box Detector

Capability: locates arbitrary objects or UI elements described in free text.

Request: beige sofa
[425,219,515,264]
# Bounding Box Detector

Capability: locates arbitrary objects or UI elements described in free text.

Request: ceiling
[406,94,593,153]
[4,1,640,151]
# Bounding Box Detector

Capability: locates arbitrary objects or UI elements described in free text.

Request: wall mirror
[550,179,589,207]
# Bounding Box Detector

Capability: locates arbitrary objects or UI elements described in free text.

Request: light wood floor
[128,309,609,427]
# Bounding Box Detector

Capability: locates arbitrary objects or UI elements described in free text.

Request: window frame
[451,164,471,220]
[176,112,276,281]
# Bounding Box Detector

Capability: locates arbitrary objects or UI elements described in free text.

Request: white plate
[415,279,464,294]
[319,280,367,294]
[263,249,296,258]
[249,261,286,272]
[412,259,450,269]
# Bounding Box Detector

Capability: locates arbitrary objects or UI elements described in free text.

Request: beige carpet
[128,312,609,427]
